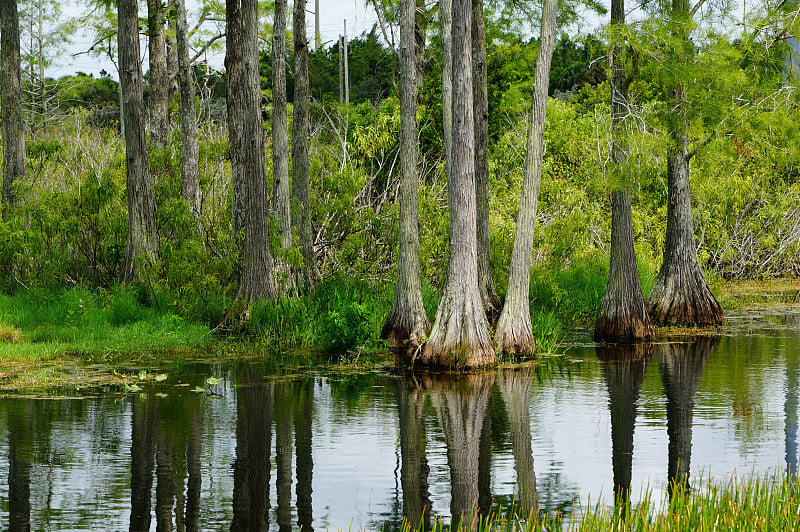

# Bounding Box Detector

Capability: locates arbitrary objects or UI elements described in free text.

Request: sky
[53,0,381,79]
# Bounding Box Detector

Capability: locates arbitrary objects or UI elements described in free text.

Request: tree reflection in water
[425,372,494,529]
[657,336,717,495]
[497,368,538,519]
[597,343,653,514]
[396,376,431,530]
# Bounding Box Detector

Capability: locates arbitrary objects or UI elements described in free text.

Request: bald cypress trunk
[595,0,654,341]
[421,0,495,368]
[1,0,26,209]
[472,0,499,321]
[646,0,724,327]
[227,0,277,306]
[493,0,558,357]
[292,0,319,288]
[382,0,430,359]
[272,0,294,292]
[441,0,453,185]
[175,0,201,220]
[119,0,160,284]
[147,0,170,147]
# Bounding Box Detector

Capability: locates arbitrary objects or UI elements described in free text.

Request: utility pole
[315,0,321,50]
[338,35,344,104]
[344,19,349,105]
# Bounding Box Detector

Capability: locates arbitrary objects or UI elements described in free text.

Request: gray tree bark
[493,0,558,357]
[272,0,294,292]
[147,0,170,147]
[1,0,26,209]
[175,0,201,220]
[646,0,724,327]
[472,0,500,321]
[227,0,278,306]
[382,0,430,359]
[119,0,160,284]
[441,0,453,184]
[595,0,654,341]
[227,0,245,236]
[421,0,495,368]
[292,0,320,288]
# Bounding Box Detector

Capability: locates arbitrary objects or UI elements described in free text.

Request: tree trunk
[595,0,654,341]
[493,0,558,357]
[175,0,201,221]
[1,0,26,209]
[441,0,453,185]
[147,0,170,147]
[382,0,430,359]
[119,0,160,284]
[472,0,500,321]
[292,0,320,288]
[596,343,653,512]
[272,0,294,292]
[646,0,724,327]
[426,373,495,528]
[658,336,717,495]
[227,0,278,306]
[396,378,431,528]
[227,0,245,236]
[421,0,495,369]
[497,369,538,518]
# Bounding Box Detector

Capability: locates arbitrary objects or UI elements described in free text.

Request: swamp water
[1,306,800,530]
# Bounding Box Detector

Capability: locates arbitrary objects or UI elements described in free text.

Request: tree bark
[472,0,500,321]
[381,0,430,359]
[596,343,653,512]
[147,0,171,147]
[227,0,278,306]
[119,0,160,284]
[292,0,320,288]
[1,0,26,209]
[227,0,245,236]
[421,0,495,369]
[595,0,654,342]
[493,0,558,357]
[175,0,201,220]
[441,0,453,185]
[272,0,294,292]
[646,0,724,327]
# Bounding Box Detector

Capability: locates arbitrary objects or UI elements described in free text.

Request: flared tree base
[647,273,725,327]
[494,318,535,358]
[381,309,430,365]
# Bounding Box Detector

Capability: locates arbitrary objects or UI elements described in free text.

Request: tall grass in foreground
[403,472,800,531]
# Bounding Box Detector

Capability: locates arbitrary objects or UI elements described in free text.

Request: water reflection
[0,315,798,529]
[597,343,653,511]
[658,337,716,494]
[424,372,494,528]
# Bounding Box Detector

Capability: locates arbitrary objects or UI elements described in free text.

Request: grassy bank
[415,471,800,531]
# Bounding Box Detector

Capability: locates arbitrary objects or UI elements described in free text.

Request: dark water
[1,308,799,530]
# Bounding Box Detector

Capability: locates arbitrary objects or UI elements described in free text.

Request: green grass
[407,471,800,531]
[0,285,209,361]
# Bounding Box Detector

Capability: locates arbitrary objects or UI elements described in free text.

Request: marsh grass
[0,285,209,361]
[407,471,800,531]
